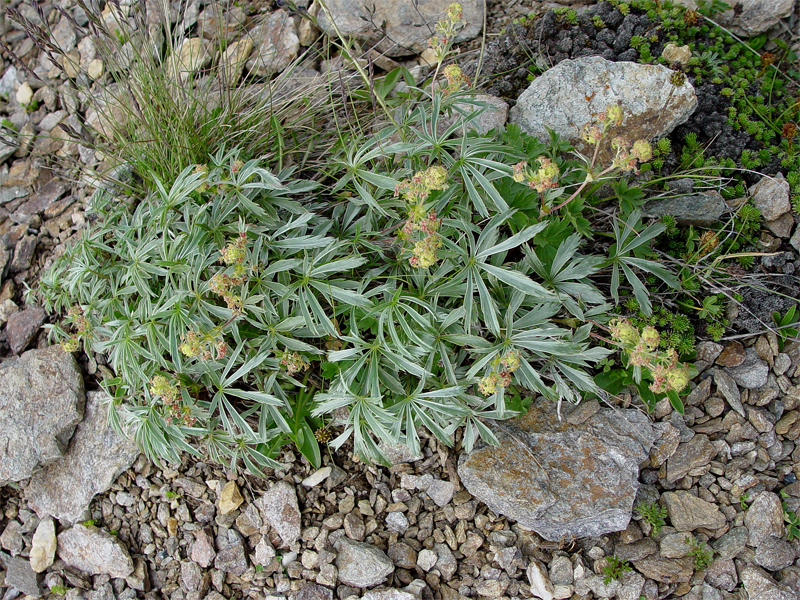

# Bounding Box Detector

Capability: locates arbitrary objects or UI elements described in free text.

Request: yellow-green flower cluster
[194,164,209,193]
[442,64,470,95]
[209,233,249,311]
[149,375,196,426]
[478,351,522,396]
[609,318,690,394]
[581,104,624,145]
[179,329,228,361]
[60,306,91,353]
[429,3,463,63]
[610,136,653,173]
[511,157,560,193]
[396,166,448,269]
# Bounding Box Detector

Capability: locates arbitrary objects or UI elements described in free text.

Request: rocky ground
[1,0,800,600]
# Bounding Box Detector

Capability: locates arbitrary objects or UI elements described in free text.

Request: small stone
[696,342,723,363]
[387,542,416,569]
[0,521,22,554]
[302,466,332,487]
[548,555,573,586]
[717,341,746,367]
[0,552,42,597]
[741,565,797,600]
[6,306,46,355]
[613,538,658,562]
[661,43,691,65]
[714,369,744,416]
[169,37,210,81]
[631,556,694,583]
[214,530,248,575]
[642,192,728,226]
[57,524,134,578]
[218,481,244,514]
[712,526,748,560]
[749,173,791,222]
[527,559,555,600]
[434,543,457,580]
[726,349,769,389]
[246,10,300,76]
[190,529,216,568]
[426,479,455,507]
[0,298,19,326]
[385,512,408,534]
[296,583,333,600]
[334,537,394,588]
[181,560,203,592]
[10,234,37,273]
[30,517,57,572]
[650,422,681,467]
[666,435,716,483]
[221,38,253,84]
[417,548,437,572]
[745,491,785,547]
[16,82,33,106]
[254,536,275,566]
[661,491,726,531]
[659,533,692,559]
[343,512,365,541]
[256,481,301,547]
[87,59,104,80]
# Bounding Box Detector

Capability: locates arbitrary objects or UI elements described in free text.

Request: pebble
[218,480,243,514]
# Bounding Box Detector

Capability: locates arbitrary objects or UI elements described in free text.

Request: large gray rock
[673,0,794,36]
[0,346,84,482]
[316,0,483,57]
[57,524,134,578]
[255,480,301,547]
[510,57,696,157]
[642,192,729,226]
[245,10,300,77]
[457,399,656,541]
[25,391,140,524]
[741,565,797,600]
[745,491,785,546]
[334,537,394,588]
[6,306,46,354]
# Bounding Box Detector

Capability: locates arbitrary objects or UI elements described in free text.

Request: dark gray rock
[255,480,301,547]
[712,526,748,560]
[25,391,139,524]
[457,399,656,541]
[642,192,728,226]
[214,529,247,575]
[0,552,42,597]
[0,345,84,482]
[631,556,694,584]
[661,491,726,531]
[9,234,37,273]
[745,491,785,547]
[296,583,334,600]
[6,306,46,354]
[726,349,769,389]
[334,537,394,588]
[754,536,796,571]
[666,434,717,483]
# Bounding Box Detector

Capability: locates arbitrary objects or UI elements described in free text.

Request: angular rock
[510,56,696,158]
[660,533,693,559]
[388,542,417,569]
[674,0,794,36]
[741,565,797,600]
[417,548,437,571]
[717,341,746,367]
[362,591,416,600]
[712,526,748,560]
[426,479,455,507]
[317,0,483,57]
[30,517,57,573]
[661,491,726,531]
[458,399,656,541]
[256,480,301,547]
[745,491,785,547]
[713,369,744,417]
[297,583,334,600]
[666,434,716,483]
[726,348,769,389]
[9,234,37,273]
[6,305,46,354]
[191,528,216,568]
[168,37,210,81]
[613,537,658,562]
[0,345,84,482]
[632,556,694,583]
[0,552,42,598]
[754,536,796,571]
[749,173,791,222]
[706,558,738,591]
[527,559,554,600]
[650,422,681,467]
[25,391,139,524]
[334,537,394,588]
[57,524,133,578]
[642,192,728,226]
[246,10,300,76]
[434,543,457,580]
[214,530,247,576]
[302,466,332,487]
[1,520,23,554]
[218,480,244,514]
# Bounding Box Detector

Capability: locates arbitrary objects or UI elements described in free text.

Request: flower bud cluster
[581,105,624,145]
[511,157,560,193]
[610,137,653,173]
[61,305,91,352]
[429,3,463,63]
[442,64,470,95]
[179,329,228,361]
[149,374,196,426]
[478,351,522,396]
[396,166,448,269]
[609,318,690,394]
[194,164,209,193]
[279,349,309,376]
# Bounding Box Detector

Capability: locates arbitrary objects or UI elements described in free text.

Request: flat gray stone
[741,565,797,600]
[6,305,46,354]
[0,345,84,482]
[510,56,696,157]
[674,0,794,36]
[666,434,717,484]
[0,552,42,597]
[745,491,785,547]
[317,0,484,57]
[754,536,796,571]
[334,537,394,588]
[643,192,728,226]
[631,556,694,584]
[458,399,656,541]
[725,349,769,389]
[25,391,139,524]
[57,524,133,578]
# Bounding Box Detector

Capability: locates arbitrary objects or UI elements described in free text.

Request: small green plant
[81,519,99,527]
[687,537,713,569]
[635,501,668,534]
[49,585,69,596]
[780,489,800,541]
[165,490,179,499]
[254,564,264,573]
[22,99,38,113]
[603,556,632,584]
[772,305,799,351]
[740,493,750,510]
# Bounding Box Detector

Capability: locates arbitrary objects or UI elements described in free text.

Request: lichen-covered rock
[57,524,134,578]
[245,10,299,76]
[25,392,139,524]
[510,57,696,159]
[0,346,84,482]
[255,480,301,547]
[673,0,794,36]
[745,491,785,547]
[741,565,798,600]
[458,398,656,541]
[316,0,483,57]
